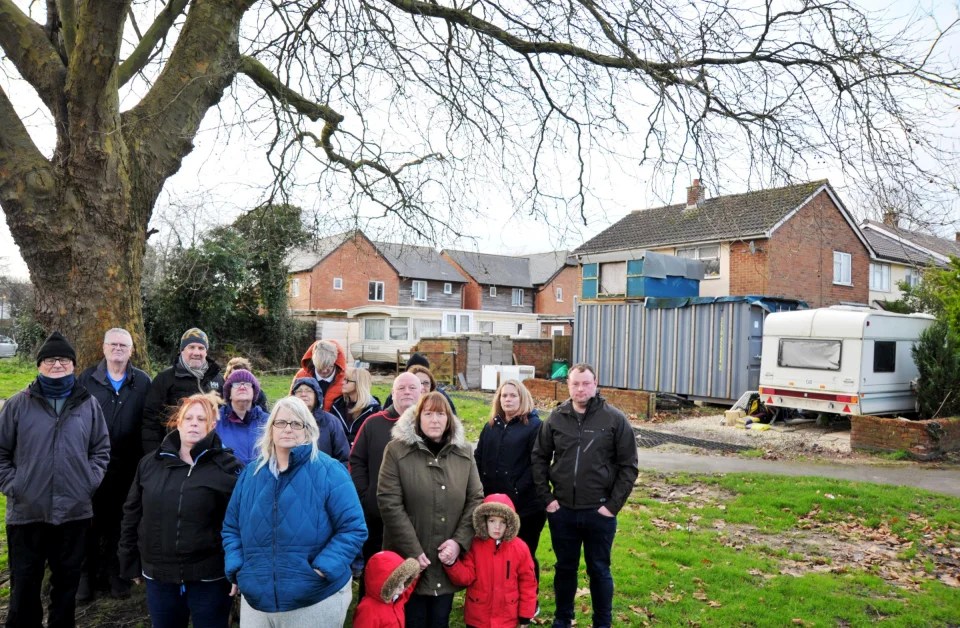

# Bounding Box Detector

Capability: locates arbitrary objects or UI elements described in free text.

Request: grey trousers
[239,579,352,628]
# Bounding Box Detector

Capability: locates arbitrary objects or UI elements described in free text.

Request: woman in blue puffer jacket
[222,396,367,626]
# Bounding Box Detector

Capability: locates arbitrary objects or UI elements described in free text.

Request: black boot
[109,575,132,599]
[76,574,94,603]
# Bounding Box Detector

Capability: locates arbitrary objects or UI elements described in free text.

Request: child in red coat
[353,551,420,627]
[443,493,537,628]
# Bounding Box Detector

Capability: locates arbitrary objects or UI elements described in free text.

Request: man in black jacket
[77,328,152,602]
[532,363,639,628]
[141,328,223,453]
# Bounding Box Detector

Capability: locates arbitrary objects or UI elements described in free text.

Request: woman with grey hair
[291,340,347,411]
[222,397,366,627]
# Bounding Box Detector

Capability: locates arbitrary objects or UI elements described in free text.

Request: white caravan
[758,306,935,416]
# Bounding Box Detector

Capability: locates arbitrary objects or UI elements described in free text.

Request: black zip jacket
[474,410,545,517]
[118,430,241,583]
[141,356,223,453]
[531,395,639,514]
[79,360,152,475]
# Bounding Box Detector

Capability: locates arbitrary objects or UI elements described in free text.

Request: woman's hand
[437,539,460,565]
[416,553,431,570]
[229,584,239,597]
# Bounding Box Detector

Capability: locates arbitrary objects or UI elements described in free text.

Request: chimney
[686,179,704,210]
[882,210,899,227]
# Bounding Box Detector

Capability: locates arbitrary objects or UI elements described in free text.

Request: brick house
[574,180,874,308]
[528,251,578,336]
[286,230,467,312]
[861,215,958,306]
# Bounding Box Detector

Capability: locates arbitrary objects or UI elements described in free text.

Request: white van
[758,306,935,416]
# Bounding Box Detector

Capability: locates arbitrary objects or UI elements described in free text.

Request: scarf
[179,355,210,380]
[37,374,75,399]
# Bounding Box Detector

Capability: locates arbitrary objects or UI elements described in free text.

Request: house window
[333,277,343,290]
[869,263,891,292]
[368,281,385,301]
[389,317,409,340]
[363,318,386,340]
[512,288,524,307]
[582,263,599,299]
[442,312,472,334]
[489,286,497,297]
[412,318,442,339]
[289,278,300,298]
[873,341,896,373]
[555,287,563,302]
[479,321,494,334]
[443,282,452,294]
[551,325,565,336]
[677,245,721,277]
[904,268,921,288]
[599,262,627,295]
[833,251,852,285]
[412,280,427,301]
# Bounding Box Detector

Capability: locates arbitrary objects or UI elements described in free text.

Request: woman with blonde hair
[222,397,366,626]
[474,379,546,583]
[119,393,241,628]
[331,366,381,445]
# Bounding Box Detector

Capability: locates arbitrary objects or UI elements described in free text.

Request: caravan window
[778,339,841,370]
[873,341,896,373]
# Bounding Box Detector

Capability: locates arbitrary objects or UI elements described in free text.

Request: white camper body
[758,306,935,416]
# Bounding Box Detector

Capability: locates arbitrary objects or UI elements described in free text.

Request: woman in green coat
[377,392,483,627]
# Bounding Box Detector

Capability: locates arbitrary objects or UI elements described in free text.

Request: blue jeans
[547,506,617,628]
[144,578,232,628]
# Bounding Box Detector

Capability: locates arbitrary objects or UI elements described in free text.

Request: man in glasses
[0,331,110,627]
[76,328,152,602]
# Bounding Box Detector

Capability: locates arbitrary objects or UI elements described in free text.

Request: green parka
[377,407,483,596]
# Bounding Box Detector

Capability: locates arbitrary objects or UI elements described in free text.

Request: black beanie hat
[36,331,77,366]
[407,352,430,370]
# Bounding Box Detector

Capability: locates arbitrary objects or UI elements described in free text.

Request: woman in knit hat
[216,370,270,465]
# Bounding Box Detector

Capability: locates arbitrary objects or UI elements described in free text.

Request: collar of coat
[390,405,467,450]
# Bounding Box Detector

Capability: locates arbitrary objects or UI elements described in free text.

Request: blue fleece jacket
[215,404,270,466]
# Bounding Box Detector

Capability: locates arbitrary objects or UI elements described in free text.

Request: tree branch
[56,0,77,59]
[0,0,67,113]
[237,55,344,124]
[118,0,190,87]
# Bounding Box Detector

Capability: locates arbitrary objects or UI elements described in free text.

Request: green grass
[0,358,35,398]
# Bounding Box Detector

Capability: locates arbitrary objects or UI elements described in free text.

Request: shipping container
[573,296,805,403]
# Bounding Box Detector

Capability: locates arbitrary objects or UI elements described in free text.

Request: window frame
[869,263,891,292]
[363,318,386,340]
[833,251,852,286]
[289,278,300,298]
[333,277,343,290]
[555,286,563,302]
[368,280,385,302]
[412,280,428,301]
[443,282,452,294]
[489,286,497,297]
[677,245,721,278]
[512,288,525,307]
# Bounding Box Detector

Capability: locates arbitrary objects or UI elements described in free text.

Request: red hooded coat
[291,339,347,411]
[444,494,538,628]
[353,551,420,628]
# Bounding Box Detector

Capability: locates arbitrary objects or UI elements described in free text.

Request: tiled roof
[372,241,466,283]
[286,231,352,272]
[444,250,533,288]
[574,180,830,255]
[861,224,944,267]
[862,220,960,262]
[527,251,576,285]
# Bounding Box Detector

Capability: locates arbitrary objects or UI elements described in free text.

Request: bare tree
[1,0,958,362]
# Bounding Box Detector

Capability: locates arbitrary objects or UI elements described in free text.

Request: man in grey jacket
[0,332,110,627]
[532,363,639,628]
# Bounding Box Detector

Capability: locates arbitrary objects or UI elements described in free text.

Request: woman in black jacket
[119,393,241,628]
[474,379,546,583]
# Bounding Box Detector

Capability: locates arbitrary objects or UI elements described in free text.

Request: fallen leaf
[939,574,960,588]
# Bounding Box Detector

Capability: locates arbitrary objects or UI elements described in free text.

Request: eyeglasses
[232,382,253,389]
[41,357,72,366]
[273,420,305,431]
[105,342,131,349]
[343,379,356,383]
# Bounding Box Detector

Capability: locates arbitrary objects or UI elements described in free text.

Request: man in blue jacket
[0,332,111,628]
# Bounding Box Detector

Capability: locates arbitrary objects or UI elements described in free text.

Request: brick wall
[523,378,655,418]
[539,322,573,338]
[512,339,553,378]
[535,266,579,315]
[288,270,312,310]
[851,415,960,460]
[441,253,481,309]
[301,234,400,310]
[760,190,869,307]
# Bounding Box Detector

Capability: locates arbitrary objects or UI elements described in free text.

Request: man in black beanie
[0,331,110,626]
[141,327,224,453]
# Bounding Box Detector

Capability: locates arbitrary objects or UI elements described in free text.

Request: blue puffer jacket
[290,378,350,464]
[222,444,367,612]
[215,404,270,466]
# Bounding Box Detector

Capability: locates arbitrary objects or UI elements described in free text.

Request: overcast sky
[2,0,958,280]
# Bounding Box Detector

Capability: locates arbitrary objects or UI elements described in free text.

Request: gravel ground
[635,413,854,457]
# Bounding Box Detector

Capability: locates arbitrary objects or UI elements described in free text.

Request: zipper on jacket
[507,559,511,580]
[173,448,210,586]
[572,412,585,504]
[273,472,281,609]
